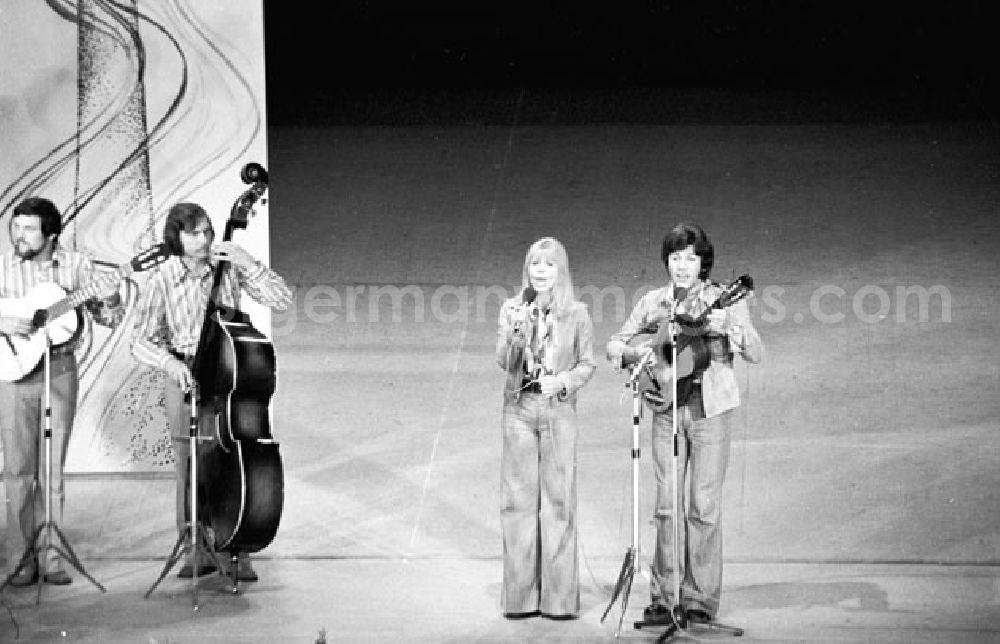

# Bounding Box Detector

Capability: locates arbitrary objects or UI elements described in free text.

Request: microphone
[672,285,689,320]
[514,286,537,333]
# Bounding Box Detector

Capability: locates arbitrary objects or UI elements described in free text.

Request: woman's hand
[538,374,564,398]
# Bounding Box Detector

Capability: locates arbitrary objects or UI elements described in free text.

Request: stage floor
[2,553,996,643]
[3,101,999,641]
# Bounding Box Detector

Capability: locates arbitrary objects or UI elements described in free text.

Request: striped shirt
[0,248,121,330]
[131,256,292,370]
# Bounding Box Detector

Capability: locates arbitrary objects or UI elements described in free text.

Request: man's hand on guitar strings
[706,308,731,335]
[0,316,32,336]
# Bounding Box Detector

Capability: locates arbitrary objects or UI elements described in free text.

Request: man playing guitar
[0,196,123,586]
[606,222,763,626]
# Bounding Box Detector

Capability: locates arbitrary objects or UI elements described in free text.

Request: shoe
[503,610,540,619]
[686,608,713,623]
[8,567,39,587]
[231,554,258,582]
[177,562,218,578]
[541,613,579,620]
[43,570,72,585]
[642,603,670,622]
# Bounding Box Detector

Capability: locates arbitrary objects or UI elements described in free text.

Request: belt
[50,343,77,357]
[520,379,543,394]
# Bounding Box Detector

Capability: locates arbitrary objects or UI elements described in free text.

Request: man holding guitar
[606,222,763,626]
[131,202,291,582]
[0,197,124,586]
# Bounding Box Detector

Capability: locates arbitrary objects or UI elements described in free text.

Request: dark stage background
[263,1,997,126]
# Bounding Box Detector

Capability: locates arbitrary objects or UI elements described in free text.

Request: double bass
[192,162,283,557]
[627,275,754,412]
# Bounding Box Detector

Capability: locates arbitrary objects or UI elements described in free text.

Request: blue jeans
[500,393,579,616]
[0,353,77,574]
[650,390,732,616]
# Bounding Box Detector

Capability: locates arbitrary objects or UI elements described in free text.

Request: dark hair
[661,222,714,280]
[163,202,213,255]
[13,196,62,237]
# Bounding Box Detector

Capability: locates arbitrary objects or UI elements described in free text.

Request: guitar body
[0,244,169,383]
[628,275,755,413]
[628,328,710,413]
[0,282,81,382]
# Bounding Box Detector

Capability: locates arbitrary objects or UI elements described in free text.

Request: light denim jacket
[496,296,597,405]
[607,281,763,418]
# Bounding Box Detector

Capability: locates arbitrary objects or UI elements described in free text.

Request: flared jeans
[500,392,579,616]
[650,390,732,616]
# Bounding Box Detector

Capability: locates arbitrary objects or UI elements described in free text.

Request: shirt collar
[663,279,705,304]
[173,256,216,284]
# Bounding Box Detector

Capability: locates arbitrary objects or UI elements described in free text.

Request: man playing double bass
[606,222,763,626]
[131,201,291,580]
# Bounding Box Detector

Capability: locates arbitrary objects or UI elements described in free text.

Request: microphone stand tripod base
[0,522,107,598]
[600,545,636,634]
[0,332,105,600]
[641,607,745,641]
[143,520,224,604]
[600,355,656,637]
[144,388,228,609]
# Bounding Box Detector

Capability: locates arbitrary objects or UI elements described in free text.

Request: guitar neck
[46,266,128,320]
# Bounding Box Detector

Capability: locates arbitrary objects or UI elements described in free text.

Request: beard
[14,241,44,261]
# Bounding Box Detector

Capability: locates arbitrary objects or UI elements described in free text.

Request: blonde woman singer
[495,237,596,619]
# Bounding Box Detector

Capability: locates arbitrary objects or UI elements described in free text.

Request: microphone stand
[638,312,743,641]
[600,347,664,636]
[653,324,688,640]
[144,384,226,609]
[0,322,106,599]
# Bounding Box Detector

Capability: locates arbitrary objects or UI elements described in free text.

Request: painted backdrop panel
[0,0,270,472]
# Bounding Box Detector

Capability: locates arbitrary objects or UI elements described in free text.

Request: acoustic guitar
[627,275,754,412]
[0,244,170,382]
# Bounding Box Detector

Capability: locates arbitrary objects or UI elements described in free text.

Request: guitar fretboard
[45,267,127,320]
